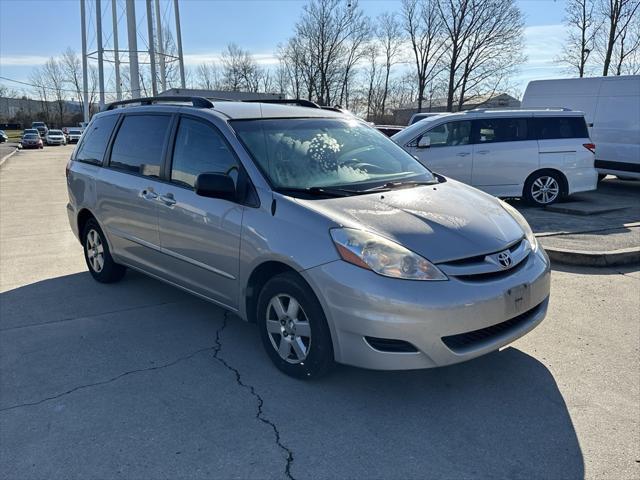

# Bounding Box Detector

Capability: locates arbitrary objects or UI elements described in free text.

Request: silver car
[66,97,550,378]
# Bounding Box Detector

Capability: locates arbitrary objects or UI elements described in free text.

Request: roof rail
[104,96,214,111]
[466,107,573,113]
[242,98,321,109]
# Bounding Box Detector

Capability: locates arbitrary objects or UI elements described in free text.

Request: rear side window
[170,117,239,189]
[536,117,589,139]
[474,118,529,143]
[75,115,118,165]
[109,115,171,177]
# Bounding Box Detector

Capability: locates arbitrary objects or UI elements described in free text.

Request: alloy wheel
[531,176,560,204]
[86,229,105,273]
[266,294,312,364]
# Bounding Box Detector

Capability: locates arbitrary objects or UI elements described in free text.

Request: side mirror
[417,136,431,148]
[195,172,237,201]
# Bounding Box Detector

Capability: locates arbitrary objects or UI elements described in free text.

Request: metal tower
[80,0,186,122]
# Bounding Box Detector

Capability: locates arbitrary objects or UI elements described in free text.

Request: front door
[408,120,473,184]
[155,115,244,309]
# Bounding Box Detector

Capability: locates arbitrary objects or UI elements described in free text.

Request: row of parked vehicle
[19,122,84,149]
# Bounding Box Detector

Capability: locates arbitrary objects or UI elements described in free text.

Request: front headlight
[500,201,538,251]
[330,228,447,281]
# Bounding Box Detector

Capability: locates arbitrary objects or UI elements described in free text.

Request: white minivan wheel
[524,171,563,206]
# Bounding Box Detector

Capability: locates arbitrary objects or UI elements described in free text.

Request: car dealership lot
[1,146,638,479]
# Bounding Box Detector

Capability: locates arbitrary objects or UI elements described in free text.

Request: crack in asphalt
[0,345,215,413]
[212,312,296,480]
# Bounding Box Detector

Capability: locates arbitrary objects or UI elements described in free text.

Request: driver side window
[171,117,239,189]
[414,121,471,148]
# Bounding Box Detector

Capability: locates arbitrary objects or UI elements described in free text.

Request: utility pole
[112,0,121,100]
[154,0,166,92]
[96,0,105,108]
[126,0,141,98]
[80,0,89,122]
[173,0,186,88]
[146,0,158,96]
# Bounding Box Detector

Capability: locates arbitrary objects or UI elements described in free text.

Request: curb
[0,147,18,168]
[545,246,640,267]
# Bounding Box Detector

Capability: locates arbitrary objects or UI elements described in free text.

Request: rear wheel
[257,272,334,379]
[524,171,563,206]
[82,219,126,283]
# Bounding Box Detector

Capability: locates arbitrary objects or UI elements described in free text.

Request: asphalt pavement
[1,146,639,479]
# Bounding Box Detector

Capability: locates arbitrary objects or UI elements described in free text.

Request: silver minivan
[66,97,551,378]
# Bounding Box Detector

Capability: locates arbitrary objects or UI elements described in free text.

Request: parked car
[375,125,405,137]
[0,130,7,143]
[409,112,448,125]
[31,121,48,138]
[23,128,40,138]
[522,75,640,181]
[392,109,597,206]
[67,129,83,143]
[66,96,550,378]
[45,129,67,146]
[20,133,43,149]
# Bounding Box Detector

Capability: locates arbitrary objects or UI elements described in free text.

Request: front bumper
[302,248,550,370]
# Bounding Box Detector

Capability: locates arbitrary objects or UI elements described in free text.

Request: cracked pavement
[1,146,639,479]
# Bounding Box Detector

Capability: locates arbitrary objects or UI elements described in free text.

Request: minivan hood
[295,179,524,264]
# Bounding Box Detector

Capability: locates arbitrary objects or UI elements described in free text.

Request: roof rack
[242,98,321,109]
[466,107,573,113]
[104,96,214,111]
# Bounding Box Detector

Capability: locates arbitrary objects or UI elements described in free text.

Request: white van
[392,109,597,206]
[522,75,640,180]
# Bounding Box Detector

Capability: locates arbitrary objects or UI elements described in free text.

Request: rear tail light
[583,143,596,153]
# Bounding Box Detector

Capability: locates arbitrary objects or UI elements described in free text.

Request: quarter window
[170,117,239,188]
[109,115,171,177]
[415,121,471,147]
[475,118,529,143]
[536,117,589,139]
[75,115,118,165]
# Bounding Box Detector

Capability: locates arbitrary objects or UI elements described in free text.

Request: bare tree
[221,43,261,92]
[597,0,640,75]
[29,69,51,124]
[612,13,640,73]
[402,0,446,112]
[61,48,86,113]
[376,12,402,117]
[439,0,525,111]
[195,61,221,90]
[557,0,601,76]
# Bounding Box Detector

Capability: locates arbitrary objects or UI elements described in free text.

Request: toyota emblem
[497,251,512,268]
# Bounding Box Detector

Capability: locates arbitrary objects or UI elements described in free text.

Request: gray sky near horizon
[0,0,569,96]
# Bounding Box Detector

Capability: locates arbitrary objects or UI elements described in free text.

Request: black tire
[82,218,126,283]
[257,272,334,379]
[524,170,564,206]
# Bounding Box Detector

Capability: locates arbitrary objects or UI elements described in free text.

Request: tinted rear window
[536,116,588,139]
[75,115,118,165]
[109,115,171,177]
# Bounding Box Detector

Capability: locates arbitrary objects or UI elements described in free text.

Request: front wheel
[82,219,126,283]
[257,272,334,379]
[524,171,563,206]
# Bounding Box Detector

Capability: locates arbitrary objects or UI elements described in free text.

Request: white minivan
[392,109,598,206]
[522,75,640,180]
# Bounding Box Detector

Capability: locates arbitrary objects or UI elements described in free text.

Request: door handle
[141,188,157,200]
[456,152,471,157]
[158,193,176,206]
[476,150,490,155]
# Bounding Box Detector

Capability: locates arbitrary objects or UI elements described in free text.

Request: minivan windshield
[231,118,435,192]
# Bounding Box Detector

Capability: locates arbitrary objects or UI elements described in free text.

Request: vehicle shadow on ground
[1,271,584,479]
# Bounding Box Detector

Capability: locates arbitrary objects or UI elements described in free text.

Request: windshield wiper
[274,186,360,198]
[362,180,437,193]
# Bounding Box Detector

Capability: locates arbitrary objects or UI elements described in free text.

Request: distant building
[158,88,284,101]
[392,93,520,125]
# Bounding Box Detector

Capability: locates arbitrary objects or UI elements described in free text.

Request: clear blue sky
[0,0,568,94]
